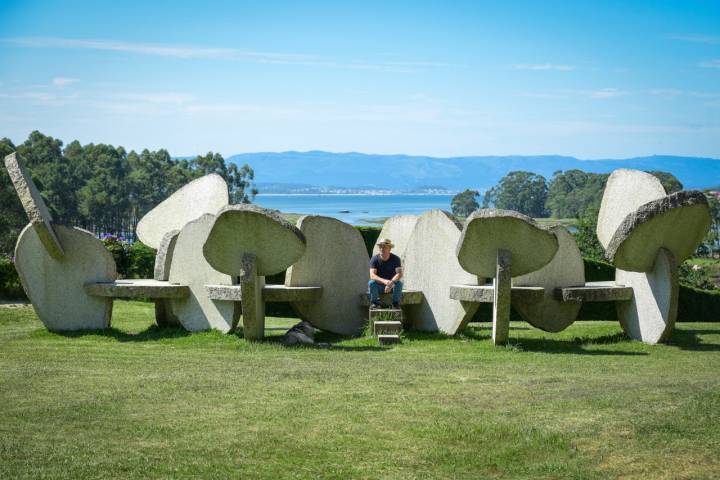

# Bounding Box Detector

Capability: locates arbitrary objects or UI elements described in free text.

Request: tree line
[0,131,257,255]
[451,169,720,258]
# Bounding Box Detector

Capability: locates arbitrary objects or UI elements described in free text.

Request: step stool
[369,307,403,344]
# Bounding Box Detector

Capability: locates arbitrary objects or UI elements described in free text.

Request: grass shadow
[666,328,720,352]
[53,324,192,342]
[510,333,647,355]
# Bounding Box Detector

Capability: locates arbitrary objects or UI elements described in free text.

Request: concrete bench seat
[449,284,544,303]
[359,289,424,307]
[84,279,190,299]
[554,281,634,303]
[205,284,323,302]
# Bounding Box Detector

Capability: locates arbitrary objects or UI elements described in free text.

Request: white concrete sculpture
[4,153,64,258]
[203,205,306,340]
[373,215,419,260]
[153,229,181,327]
[285,215,369,336]
[136,174,229,249]
[456,209,558,344]
[597,169,711,344]
[14,224,116,330]
[168,214,238,333]
[403,209,480,335]
[513,226,585,333]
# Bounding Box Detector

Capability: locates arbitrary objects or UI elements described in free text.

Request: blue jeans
[368,280,403,306]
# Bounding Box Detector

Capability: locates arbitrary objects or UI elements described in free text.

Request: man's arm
[369,268,391,285]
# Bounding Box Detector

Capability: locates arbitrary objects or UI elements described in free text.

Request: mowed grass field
[1,301,719,479]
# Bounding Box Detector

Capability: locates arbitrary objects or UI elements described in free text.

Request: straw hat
[376,238,395,248]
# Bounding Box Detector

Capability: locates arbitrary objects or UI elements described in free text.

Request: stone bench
[84,279,190,299]
[553,281,633,303]
[449,284,544,303]
[205,284,323,302]
[359,289,424,307]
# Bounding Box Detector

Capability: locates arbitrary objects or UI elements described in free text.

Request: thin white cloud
[52,77,79,87]
[700,59,720,69]
[114,92,195,104]
[2,36,454,72]
[589,88,625,99]
[510,64,576,71]
[670,34,720,45]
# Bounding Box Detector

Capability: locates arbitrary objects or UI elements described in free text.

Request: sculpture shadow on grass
[666,328,720,352]
[461,325,648,356]
[240,327,389,352]
[52,325,192,342]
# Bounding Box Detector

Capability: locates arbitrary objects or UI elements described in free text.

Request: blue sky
[0,0,719,158]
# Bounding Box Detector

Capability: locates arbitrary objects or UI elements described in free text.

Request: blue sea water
[254,194,454,226]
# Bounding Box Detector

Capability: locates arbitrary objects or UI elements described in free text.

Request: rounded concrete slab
[597,169,666,249]
[606,191,711,272]
[373,215,419,260]
[616,248,678,344]
[456,209,558,278]
[136,173,229,249]
[403,209,480,334]
[14,223,116,331]
[4,152,64,258]
[203,204,306,277]
[285,215,369,336]
[168,214,238,333]
[153,229,181,327]
[513,226,585,332]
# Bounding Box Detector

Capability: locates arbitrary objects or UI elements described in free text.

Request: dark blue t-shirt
[369,253,401,280]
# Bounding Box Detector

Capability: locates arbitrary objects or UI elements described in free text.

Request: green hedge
[2,225,720,324]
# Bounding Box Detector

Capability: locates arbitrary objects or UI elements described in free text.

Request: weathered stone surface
[84,279,189,298]
[137,173,228,249]
[153,229,181,327]
[285,215,368,336]
[606,191,711,272]
[492,249,511,344]
[616,248,678,344]
[204,204,306,276]
[238,253,266,341]
[403,210,480,334]
[204,284,323,302]
[373,215,419,259]
[378,334,401,345]
[597,169,666,249]
[168,214,239,332]
[457,209,558,278]
[513,226,585,332]
[448,284,545,303]
[154,230,180,280]
[554,281,634,303]
[359,289,424,306]
[14,224,115,330]
[4,153,64,258]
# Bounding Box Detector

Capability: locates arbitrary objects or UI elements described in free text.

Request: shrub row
[2,226,719,323]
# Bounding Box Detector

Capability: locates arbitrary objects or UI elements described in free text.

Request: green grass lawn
[1,301,719,479]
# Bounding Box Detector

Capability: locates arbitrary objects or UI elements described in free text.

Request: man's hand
[384,280,394,293]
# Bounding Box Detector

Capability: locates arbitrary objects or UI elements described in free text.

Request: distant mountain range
[226,151,720,193]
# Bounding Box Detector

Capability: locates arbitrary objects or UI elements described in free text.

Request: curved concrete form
[168,214,238,332]
[615,248,678,344]
[285,215,369,336]
[513,226,585,332]
[606,191,711,272]
[203,204,306,277]
[597,169,666,249]
[136,173,228,249]
[403,209,480,334]
[14,224,116,330]
[373,214,419,260]
[456,209,558,278]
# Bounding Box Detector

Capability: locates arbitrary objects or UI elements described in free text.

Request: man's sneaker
[370,303,382,310]
[392,302,400,308]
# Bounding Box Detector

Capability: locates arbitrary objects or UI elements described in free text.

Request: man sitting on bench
[368,238,403,309]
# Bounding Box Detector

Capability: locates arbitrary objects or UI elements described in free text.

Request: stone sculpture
[456,209,558,344]
[285,215,368,336]
[373,214,419,260]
